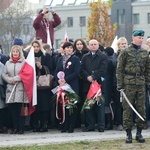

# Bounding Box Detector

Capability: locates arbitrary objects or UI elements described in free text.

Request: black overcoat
[55,54,80,94]
[35,52,52,111]
[81,50,108,97]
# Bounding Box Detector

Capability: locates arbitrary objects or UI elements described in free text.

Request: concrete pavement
[0,128,150,147]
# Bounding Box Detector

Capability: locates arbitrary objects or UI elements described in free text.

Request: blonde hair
[116,37,128,51]
[9,45,24,59]
[32,40,46,55]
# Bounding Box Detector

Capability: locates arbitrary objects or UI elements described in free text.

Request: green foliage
[82,95,104,111]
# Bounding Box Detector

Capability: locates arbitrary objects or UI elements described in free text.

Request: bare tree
[0,0,34,54]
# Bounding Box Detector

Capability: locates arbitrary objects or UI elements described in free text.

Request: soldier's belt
[125,72,144,77]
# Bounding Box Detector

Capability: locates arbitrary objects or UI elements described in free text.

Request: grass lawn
[0,138,150,150]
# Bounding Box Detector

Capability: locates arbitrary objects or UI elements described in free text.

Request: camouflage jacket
[116,44,150,87]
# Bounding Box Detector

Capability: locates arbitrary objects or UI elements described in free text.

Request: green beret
[132,30,145,36]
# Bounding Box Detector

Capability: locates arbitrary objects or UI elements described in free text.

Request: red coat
[33,13,61,45]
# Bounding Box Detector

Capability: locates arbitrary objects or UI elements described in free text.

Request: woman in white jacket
[2,45,29,134]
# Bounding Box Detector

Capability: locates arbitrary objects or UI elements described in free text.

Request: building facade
[44,0,150,48]
[111,0,150,43]
[1,0,150,50]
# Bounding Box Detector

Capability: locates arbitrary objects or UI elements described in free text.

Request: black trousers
[0,107,8,128]
[59,106,77,131]
[30,110,49,129]
[8,103,25,131]
[112,86,123,125]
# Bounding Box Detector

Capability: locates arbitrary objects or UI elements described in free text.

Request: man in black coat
[81,39,108,132]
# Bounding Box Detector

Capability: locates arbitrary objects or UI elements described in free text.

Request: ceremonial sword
[120,89,145,121]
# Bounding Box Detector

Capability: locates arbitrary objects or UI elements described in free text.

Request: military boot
[136,126,145,143]
[126,129,132,143]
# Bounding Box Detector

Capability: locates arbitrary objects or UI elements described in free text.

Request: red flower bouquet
[82,81,104,110]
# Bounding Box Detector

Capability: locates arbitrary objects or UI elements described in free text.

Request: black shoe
[136,134,145,143]
[33,128,40,132]
[105,124,113,130]
[24,125,32,131]
[10,129,18,134]
[61,130,66,133]
[82,128,95,132]
[68,128,74,133]
[98,129,104,132]
[39,128,48,132]
[18,130,24,134]
[0,128,8,134]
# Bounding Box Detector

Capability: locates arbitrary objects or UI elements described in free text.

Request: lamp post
[80,24,83,39]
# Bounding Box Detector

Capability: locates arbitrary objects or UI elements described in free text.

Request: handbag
[20,88,29,116]
[20,103,28,116]
[37,66,54,90]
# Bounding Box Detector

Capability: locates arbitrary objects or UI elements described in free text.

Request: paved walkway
[0,128,150,147]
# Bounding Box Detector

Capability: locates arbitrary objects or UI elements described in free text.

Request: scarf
[12,57,20,63]
[63,54,71,69]
[34,50,43,58]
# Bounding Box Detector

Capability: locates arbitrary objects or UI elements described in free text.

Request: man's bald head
[89,39,99,52]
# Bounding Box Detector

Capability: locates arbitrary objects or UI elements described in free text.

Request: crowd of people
[0,7,150,144]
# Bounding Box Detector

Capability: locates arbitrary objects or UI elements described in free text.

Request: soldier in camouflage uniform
[116,30,150,143]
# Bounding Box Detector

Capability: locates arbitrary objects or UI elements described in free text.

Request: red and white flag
[111,36,118,53]
[19,47,37,115]
[46,27,52,49]
[64,31,69,42]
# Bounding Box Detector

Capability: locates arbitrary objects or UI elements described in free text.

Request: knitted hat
[104,47,114,56]
[132,30,145,36]
[62,42,73,49]
[13,38,23,45]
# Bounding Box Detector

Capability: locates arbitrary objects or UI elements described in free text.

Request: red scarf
[12,57,20,63]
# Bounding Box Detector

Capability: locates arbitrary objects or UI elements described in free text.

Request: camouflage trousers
[122,85,146,130]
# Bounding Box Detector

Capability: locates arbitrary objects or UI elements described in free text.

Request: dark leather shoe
[136,134,145,143]
[33,128,40,132]
[10,129,18,134]
[82,128,95,132]
[61,130,66,133]
[18,130,24,134]
[39,128,48,132]
[98,129,104,132]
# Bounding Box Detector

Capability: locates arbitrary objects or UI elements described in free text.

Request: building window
[133,14,139,24]
[67,17,73,27]
[80,16,86,27]
[119,9,125,25]
[147,13,150,24]
[55,39,61,50]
